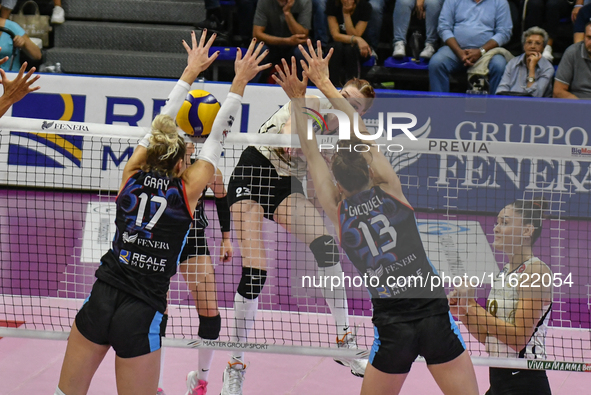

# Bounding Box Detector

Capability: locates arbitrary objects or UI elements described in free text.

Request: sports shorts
[227,146,304,221]
[75,279,168,358]
[179,226,210,262]
[369,312,466,374]
[485,367,551,395]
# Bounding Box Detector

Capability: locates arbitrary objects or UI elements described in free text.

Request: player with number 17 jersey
[339,186,448,324]
[96,171,193,314]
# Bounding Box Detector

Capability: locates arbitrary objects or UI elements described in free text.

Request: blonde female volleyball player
[271,40,480,395]
[54,32,270,395]
[222,77,375,394]
[449,198,553,395]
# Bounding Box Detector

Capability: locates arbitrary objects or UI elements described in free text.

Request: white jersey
[256,99,333,181]
[485,257,552,359]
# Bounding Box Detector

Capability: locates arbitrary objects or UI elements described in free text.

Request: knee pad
[310,235,339,268]
[198,314,221,340]
[54,387,66,395]
[237,267,267,300]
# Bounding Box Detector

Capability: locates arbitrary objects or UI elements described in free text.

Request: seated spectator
[572,0,591,26]
[574,3,591,43]
[553,21,591,99]
[1,0,15,18]
[326,0,372,86]
[196,0,228,33]
[496,27,554,97]
[522,0,572,61]
[428,0,512,93]
[392,0,444,60]
[313,0,382,51]
[253,0,311,81]
[0,16,42,71]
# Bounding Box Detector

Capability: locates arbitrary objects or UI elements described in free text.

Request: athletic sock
[197,346,214,382]
[318,262,350,337]
[231,292,258,360]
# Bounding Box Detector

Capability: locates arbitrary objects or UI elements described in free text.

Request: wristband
[215,196,231,233]
[138,133,152,148]
[574,4,583,7]
[350,35,355,44]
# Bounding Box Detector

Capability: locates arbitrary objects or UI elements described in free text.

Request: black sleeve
[574,6,591,33]
[358,0,372,22]
[325,0,339,17]
[215,196,231,233]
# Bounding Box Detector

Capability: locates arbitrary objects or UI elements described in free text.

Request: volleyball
[176,90,221,137]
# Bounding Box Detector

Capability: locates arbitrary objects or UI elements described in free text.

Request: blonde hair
[143,114,186,177]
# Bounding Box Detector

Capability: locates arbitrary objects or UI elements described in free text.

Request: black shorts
[75,280,168,358]
[369,312,466,374]
[485,367,551,395]
[179,227,210,262]
[227,146,305,221]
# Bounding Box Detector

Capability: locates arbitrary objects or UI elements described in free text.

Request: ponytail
[143,114,186,176]
[331,138,371,193]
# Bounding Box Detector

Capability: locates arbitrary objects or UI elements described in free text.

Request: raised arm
[181,39,270,210]
[121,30,219,189]
[298,40,410,206]
[273,56,341,225]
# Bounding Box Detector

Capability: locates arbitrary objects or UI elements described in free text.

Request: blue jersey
[96,170,193,313]
[339,186,448,323]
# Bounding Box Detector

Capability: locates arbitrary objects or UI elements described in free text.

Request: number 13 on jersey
[358,214,397,257]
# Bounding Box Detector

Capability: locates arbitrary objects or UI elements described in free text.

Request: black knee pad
[237,267,267,300]
[310,235,339,268]
[198,314,221,340]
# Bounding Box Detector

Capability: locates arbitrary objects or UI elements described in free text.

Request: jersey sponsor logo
[122,232,138,244]
[367,265,384,279]
[119,250,167,272]
[384,253,418,275]
[122,232,170,250]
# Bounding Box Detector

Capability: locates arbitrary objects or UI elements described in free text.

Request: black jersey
[339,186,448,324]
[95,170,193,313]
[192,187,209,229]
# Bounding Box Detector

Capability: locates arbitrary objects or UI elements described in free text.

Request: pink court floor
[1,336,590,395]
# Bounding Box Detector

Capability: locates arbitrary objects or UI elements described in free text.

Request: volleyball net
[0,107,589,371]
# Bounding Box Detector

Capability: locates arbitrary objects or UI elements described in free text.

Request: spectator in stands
[392,0,444,60]
[522,0,572,62]
[253,0,311,82]
[52,0,65,24]
[496,27,554,97]
[571,0,590,25]
[428,0,512,93]
[574,3,591,43]
[312,0,382,52]
[0,61,40,118]
[0,0,15,18]
[0,16,42,71]
[553,21,591,99]
[326,0,372,86]
[196,0,228,33]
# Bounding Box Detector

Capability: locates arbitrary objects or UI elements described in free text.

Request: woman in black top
[325,0,373,86]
